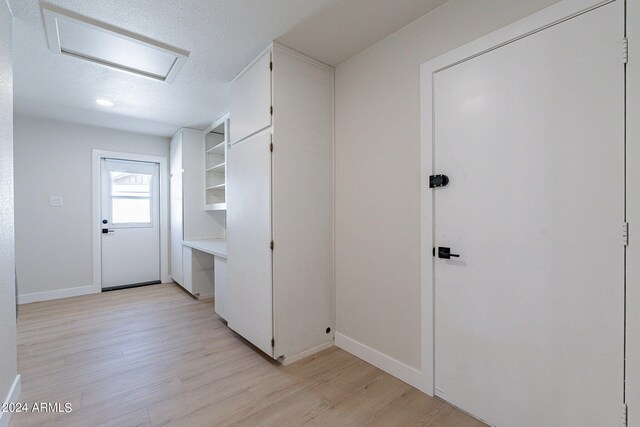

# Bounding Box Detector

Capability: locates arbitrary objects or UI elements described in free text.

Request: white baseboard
[335,332,427,392]
[279,340,334,366]
[18,285,97,304]
[0,375,21,427]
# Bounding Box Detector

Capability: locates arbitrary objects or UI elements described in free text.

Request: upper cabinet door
[230,51,272,144]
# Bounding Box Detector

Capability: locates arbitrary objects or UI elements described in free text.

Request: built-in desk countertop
[182,239,227,259]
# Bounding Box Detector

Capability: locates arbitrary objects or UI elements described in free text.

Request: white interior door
[433,2,624,426]
[101,158,160,289]
[226,133,273,356]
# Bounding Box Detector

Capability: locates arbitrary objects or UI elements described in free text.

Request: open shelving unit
[204,113,229,210]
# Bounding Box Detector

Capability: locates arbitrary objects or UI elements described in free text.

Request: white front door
[432,2,624,426]
[101,158,161,289]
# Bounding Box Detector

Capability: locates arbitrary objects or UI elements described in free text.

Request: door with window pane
[101,158,160,289]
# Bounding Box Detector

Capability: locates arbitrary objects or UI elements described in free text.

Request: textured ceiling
[277,0,448,66]
[10,0,448,136]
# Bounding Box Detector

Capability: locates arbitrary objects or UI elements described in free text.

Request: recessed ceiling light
[41,3,189,83]
[96,98,114,107]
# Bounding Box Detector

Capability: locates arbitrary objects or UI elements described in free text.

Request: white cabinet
[183,247,215,298]
[230,51,271,144]
[181,246,194,294]
[205,114,229,210]
[169,172,183,285]
[227,43,334,363]
[169,128,225,296]
[227,133,273,353]
[214,256,228,320]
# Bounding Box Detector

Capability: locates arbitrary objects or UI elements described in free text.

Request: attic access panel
[41,4,189,83]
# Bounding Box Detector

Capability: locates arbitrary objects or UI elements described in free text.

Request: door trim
[419,0,619,396]
[92,150,169,293]
[626,2,640,424]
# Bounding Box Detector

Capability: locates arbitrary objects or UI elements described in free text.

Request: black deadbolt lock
[429,174,449,188]
[102,219,108,224]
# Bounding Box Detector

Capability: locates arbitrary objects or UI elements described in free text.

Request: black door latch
[434,247,460,259]
[429,174,449,188]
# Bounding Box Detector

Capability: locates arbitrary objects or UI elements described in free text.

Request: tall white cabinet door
[169,172,183,285]
[181,130,216,240]
[169,132,182,174]
[230,51,272,144]
[227,133,273,356]
[432,2,624,426]
[169,132,184,285]
[271,45,334,358]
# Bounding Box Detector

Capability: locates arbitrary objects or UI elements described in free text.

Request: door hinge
[270,142,273,152]
[271,338,275,347]
[270,240,274,250]
[621,403,628,426]
[270,106,273,116]
[623,37,629,64]
[623,222,629,246]
[269,61,273,71]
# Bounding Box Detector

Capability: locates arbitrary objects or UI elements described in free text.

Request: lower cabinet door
[214,257,228,320]
[181,246,193,294]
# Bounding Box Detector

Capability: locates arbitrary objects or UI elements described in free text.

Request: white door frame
[626,1,640,425]
[92,150,169,293]
[420,0,628,397]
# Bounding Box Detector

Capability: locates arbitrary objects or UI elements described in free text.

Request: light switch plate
[49,196,63,207]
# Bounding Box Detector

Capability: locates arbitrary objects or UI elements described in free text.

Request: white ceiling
[277,0,447,66]
[10,0,447,137]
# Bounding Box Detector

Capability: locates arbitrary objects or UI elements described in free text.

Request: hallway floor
[10,283,484,426]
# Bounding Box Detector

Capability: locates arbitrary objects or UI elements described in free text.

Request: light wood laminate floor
[10,283,485,427]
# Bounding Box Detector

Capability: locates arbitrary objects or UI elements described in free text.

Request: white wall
[335,0,559,371]
[0,0,19,421]
[14,115,170,302]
